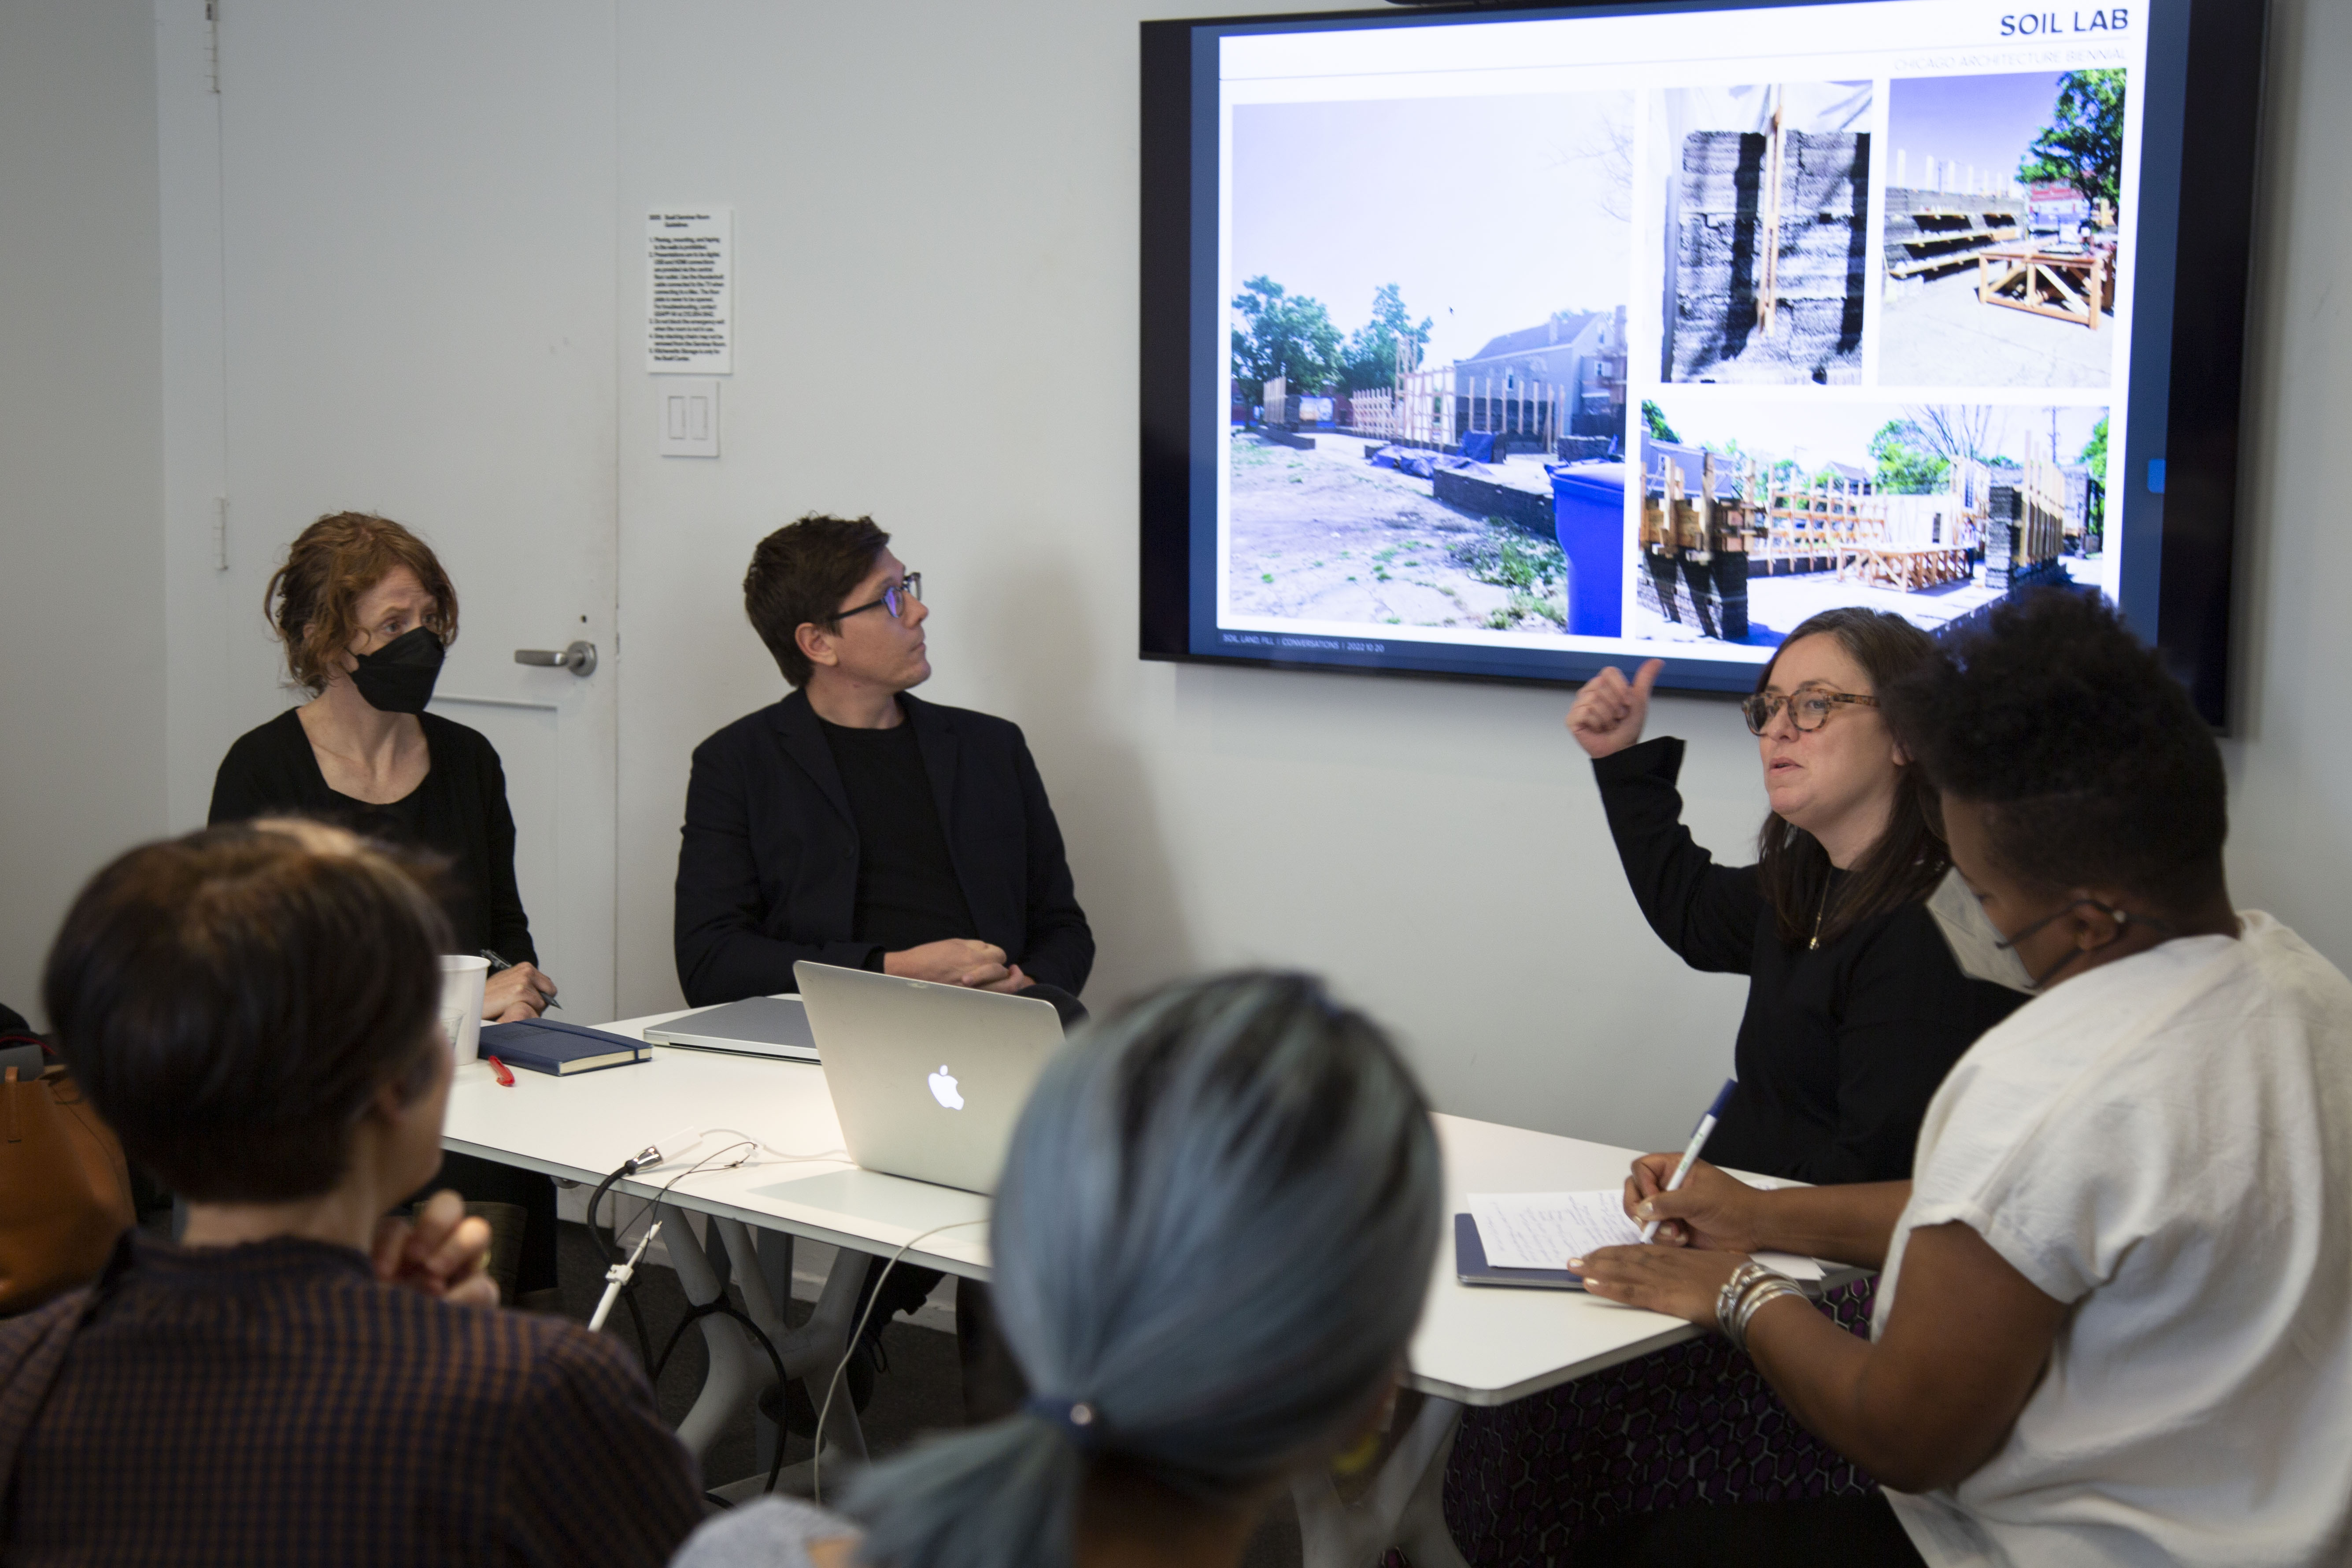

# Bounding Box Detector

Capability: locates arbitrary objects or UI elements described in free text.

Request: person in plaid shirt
[0,818,701,1565]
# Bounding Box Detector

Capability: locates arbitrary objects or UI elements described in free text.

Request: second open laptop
[793,959,1065,1195]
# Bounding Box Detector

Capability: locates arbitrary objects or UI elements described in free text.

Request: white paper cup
[438,955,491,1065]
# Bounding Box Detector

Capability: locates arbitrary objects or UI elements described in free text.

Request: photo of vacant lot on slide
[1628,394,2110,649]
[1879,69,2126,387]
[1224,89,1632,636]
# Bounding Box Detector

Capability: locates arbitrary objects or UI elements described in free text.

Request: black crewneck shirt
[1594,736,2027,1184]
[817,714,977,964]
[208,708,535,961]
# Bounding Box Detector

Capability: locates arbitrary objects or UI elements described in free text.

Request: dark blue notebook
[478,1019,651,1076]
[1454,1212,1586,1291]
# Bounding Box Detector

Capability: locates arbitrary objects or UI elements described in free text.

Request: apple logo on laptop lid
[928,1065,964,1110]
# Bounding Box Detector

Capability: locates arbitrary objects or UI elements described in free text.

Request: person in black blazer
[674,515,1092,1013]
[676,513,1093,1421]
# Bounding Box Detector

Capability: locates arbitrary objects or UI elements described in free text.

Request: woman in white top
[1568,590,2352,1568]
[670,970,1443,1568]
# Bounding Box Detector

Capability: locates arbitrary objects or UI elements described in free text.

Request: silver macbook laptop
[643,995,820,1061]
[794,961,1064,1194]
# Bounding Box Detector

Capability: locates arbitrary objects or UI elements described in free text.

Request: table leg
[654,1213,875,1476]
[664,1206,766,1460]
[658,1209,872,1472]
[1292,1394,1468,1568]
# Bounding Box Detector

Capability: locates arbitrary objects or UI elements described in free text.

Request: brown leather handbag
[0,1065,133,1314]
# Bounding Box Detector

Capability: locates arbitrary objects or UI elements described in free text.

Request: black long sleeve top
[1595,736,2025,1184]
[673,689,1094,1006]
[207,708,537,963]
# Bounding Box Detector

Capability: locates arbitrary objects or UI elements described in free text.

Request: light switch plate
[655,377,720,458]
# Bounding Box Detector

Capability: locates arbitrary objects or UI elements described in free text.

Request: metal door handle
[514,640,598,677]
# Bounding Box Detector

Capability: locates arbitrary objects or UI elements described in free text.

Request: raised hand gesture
[1564,658,1664,759]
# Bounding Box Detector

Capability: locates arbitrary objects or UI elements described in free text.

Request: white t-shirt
[1877,912,2352,1568]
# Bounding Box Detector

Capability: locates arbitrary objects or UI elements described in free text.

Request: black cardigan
[674,689,1094,1005]
[207,708,536,962]
[1595,736,2024,1184]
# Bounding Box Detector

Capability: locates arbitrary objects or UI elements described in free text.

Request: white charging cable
[810,1217,991,1504]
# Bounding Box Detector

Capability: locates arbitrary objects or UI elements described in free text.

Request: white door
[214,4,621,1018]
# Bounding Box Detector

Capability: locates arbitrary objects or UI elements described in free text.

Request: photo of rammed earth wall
[1667,128,1870,384]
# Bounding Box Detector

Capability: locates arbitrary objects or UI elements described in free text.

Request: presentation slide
[1199,1,2149,685]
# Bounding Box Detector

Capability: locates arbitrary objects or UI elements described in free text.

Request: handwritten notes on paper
[1469,1191,1644,1268]
[1468,1190,1825,1279]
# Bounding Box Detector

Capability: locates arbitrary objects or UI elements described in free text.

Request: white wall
[9,0,2346,1151]
[2217,0,2352,972]
[0,0,166,1028]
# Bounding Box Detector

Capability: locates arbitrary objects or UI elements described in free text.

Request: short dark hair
[743,514,891,686]
[1883,589,2227,908]
[1753,606,1949,947]
[42,819,454,1202]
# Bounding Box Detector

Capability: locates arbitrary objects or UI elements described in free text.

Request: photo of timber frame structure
[1630,400,2106,647]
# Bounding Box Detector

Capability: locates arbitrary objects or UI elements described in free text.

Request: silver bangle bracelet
[1727,1276,1805,1355]
[1714,1261,1777,1341]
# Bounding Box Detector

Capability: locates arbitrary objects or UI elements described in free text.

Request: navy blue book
[1454,1213,1584,1291]
[478,1019,651,1076]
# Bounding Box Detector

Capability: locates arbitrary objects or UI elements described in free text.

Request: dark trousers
[1581,1494,1926,1566]
[856,1257,1027,1424]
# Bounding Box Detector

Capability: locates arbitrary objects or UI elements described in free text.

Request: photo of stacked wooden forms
[1638,438,2071,641]
[1883,187,2026,284]
[1668,116,1869,383]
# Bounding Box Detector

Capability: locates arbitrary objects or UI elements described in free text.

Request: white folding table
[444,1009,1737,1566]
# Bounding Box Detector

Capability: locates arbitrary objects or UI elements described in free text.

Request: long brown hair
[1753,608,1948,947]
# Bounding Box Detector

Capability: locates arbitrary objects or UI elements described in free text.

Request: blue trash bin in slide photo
[1551,462,1627,638]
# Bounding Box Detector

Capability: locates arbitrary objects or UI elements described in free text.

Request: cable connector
[588,1220,661,1333]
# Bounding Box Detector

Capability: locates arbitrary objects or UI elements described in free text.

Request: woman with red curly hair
[207,513,565,1305]
[211,512,554,1017]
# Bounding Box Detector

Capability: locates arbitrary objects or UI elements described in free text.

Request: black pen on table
[479,949,559,1011]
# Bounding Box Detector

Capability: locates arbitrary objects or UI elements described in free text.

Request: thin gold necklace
[1809,876,1833,950]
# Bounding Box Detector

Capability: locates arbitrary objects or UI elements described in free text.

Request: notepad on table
[478,1019,651,1076]
[1465,1190,1824,1283]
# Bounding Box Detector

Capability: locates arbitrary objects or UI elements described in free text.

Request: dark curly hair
[1882,589,2226,907]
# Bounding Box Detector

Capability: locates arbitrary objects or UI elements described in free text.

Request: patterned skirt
[1441,1277,1879,1565]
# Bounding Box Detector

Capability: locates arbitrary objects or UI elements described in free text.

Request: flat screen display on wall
[1139,0,2265,722]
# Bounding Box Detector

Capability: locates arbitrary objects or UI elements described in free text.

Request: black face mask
[349,626,446,714]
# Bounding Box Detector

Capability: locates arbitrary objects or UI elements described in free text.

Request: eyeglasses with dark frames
[837,571,923,623]
[1740,684,1877,735]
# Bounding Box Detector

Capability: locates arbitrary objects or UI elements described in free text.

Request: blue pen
[1640,1078,1736,1243]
